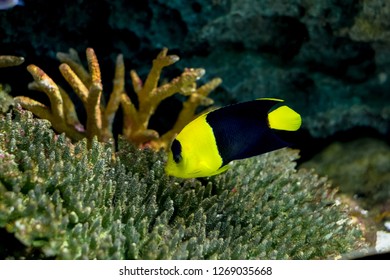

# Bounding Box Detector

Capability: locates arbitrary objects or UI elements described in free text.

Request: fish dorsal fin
[268,105,301,131]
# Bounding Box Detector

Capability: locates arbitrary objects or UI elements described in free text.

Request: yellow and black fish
[165,98,301,178]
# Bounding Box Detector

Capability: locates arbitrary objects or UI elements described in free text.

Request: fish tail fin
[268,105,301,131]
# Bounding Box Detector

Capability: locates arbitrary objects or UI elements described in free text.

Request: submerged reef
[14,47,220,149]
[0,107,364,259]
[301,138,390,247]
[2,0,388,260]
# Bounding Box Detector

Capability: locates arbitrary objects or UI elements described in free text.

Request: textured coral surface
[0,108,363,259]
[301,138,390,246]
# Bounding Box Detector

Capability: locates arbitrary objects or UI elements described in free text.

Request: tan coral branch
[84,48,103,140]
[22,49,105,143]
[101,54,125,141]
[121,93,159,144]
[13,96,52,121]
[169,77,221,130]
[135,68,206,132]
[59,63,89,105]
[139,48,179,100]
[121,93,139,138]
[16,65,85,140]
[14,47,221,150]
[121,49,221,148]
[26,64,65,122]
[130,69,142,94]
[0,56,24,68]
[86,82,103,140]
[152,77,222,150]
[86,48,101,85]
[58,86,84,132]
[14,96,84,141]
[57,48,91,86]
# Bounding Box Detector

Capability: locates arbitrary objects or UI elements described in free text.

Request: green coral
[0,106,364,259]
[0,84,15,114]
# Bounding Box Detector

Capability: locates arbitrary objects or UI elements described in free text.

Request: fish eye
[171,139,183,163]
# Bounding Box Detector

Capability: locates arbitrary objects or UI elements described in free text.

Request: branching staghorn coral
[0,54,24,114]
[14,48,221,149]
[0,107,365,259]
[0,55,24,68]
[14,48,118,142]
[123,48,221,149]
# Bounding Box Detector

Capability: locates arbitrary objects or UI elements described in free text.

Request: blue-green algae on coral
[0,106,364,259]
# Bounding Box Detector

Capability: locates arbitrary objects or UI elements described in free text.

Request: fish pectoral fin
[217,164,230,174]
[194,161,229,177]
[209,164,230,177]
